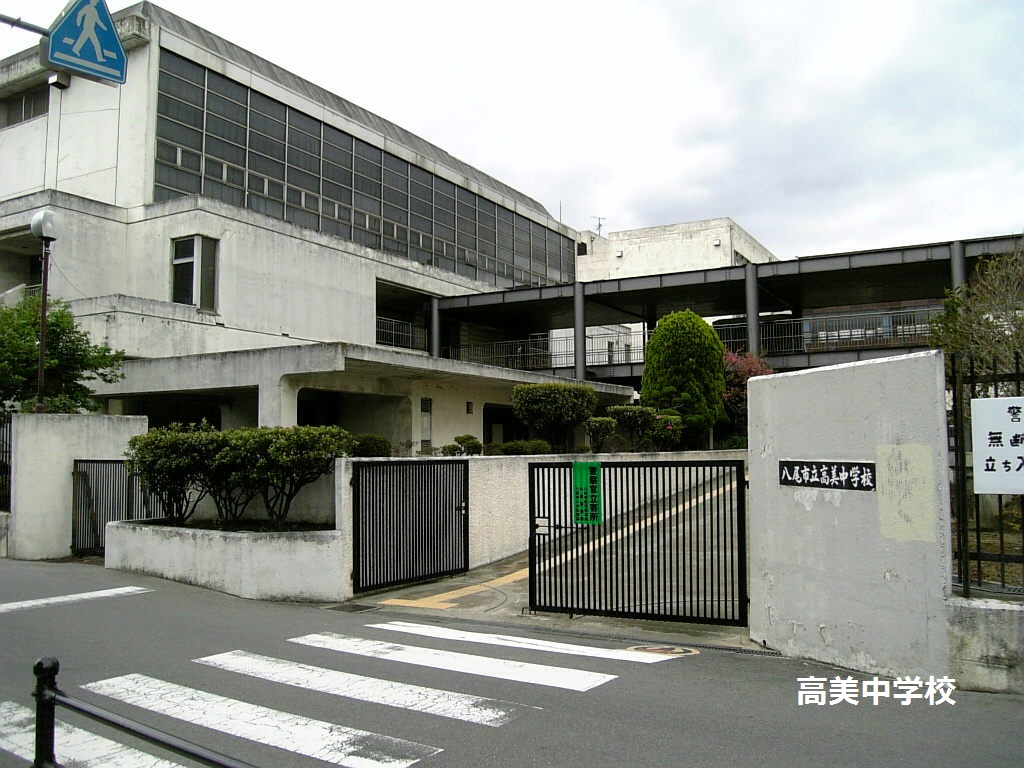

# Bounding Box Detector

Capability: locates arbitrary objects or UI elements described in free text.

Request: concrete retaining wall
[8,414,148,560]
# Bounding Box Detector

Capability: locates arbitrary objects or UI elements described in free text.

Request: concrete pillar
[430,297,441,357]
[573,282,586,380]
[950,240,966,289]
[745,261,761,356]
[258,375,300,426]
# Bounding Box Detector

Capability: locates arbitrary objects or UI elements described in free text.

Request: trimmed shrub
[351,433,392,457]
[584,417,616,453]
[454,434,483,455]
[440,443,461,456]
[511,383,597,451]
[607,405,657,451]
[497,439,552,455]
[126,422,212,523]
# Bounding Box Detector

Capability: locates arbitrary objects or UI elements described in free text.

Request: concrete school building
[0,3,1015,447]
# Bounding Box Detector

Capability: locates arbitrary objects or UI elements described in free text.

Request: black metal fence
[529,460,747,625]
[1,410,11,511]
[31,657,259,768]
[351,459,469,593]
[950,353,1023,597]
[71,460,163,554]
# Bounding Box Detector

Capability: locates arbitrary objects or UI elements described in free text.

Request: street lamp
[29,210,59,413]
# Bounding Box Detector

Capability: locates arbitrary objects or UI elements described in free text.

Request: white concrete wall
[8,414,148,560]
[0,117,47,199]
[946,596,1024,693]
[748,351,953,678]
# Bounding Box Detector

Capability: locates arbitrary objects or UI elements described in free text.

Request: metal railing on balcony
[439,308,941,373]
[376,317,428,351]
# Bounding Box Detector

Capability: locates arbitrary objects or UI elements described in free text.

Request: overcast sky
[2,0,1021,259]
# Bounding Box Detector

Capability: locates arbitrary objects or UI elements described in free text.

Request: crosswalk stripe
[82,674,441,768]
[195,649,537,727]
[0,586,151,615]
[367,621,674,663]
[0,700,185,768]
[289,633,617,691]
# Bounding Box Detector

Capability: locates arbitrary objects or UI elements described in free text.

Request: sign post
[44,0,126,85]
[572,461,603,525]
[970,397,1024,494]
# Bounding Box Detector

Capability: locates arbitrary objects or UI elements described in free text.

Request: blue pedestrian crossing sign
[46,0,127,84]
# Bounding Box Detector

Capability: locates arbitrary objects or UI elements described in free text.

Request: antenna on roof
[592,216,605,236]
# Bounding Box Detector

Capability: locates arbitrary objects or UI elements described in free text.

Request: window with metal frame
[171,235,218,311]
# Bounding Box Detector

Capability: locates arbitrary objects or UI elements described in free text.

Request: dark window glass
[304,193,319,212]
[288,166,320,193]
[353,192,381,215]
[247,195,285,219]
[180,150,201,171]
[322,181,352,205]
[478,211,496,230]
[204,137,244,166]
[206,114,246,145]
[250,91,286,121]
[479,240,496,257]
[322,218,352,239]
[409,213,432,233]
[495,205,513,223]
[354,174,382,197]
[267,179,284,199]
[249,152,285,180]
[353,155,381,179]
[172,260,193,304]
[434,208,455,227]
[383,186,407,207]
[383,153,408,174]
[478,225,496,244]
[287,186,302,205]
[160,49,204,85]
[410,165,432,185]
[287,206,320,230]
[323,144,352,169]
[288,109,320,136]
[496,218,513,236]
[410,197,432,217]
[477,197,496,215]
[250,112,286,141]
[383,168,407,190]
[323,125,351,150]
[457,216,475,235]
[288,147,321,173]
[434,223,455,242]
[410,180,431,201]
[457,231,476,249]
[353,139,382,163]
[383,203,408,225]
[353,229,381,249]
[203,158,224,179]
[156,163,201,193]
[434,177,455,197]
[248,173,265,193]
[434,193,455,213]
[287,128,320,155]
[249,132,286,160]
[207,93,247,124]
[457,201,475,219]
[155,185,183,202]
[322,161,352,186]
[208,71,247,104]
[457,187,475,204]
[157,141,178,163]
[156,116,202,150]
[204,179,244,207]
[158,71,204,107]
[531,220,546,238]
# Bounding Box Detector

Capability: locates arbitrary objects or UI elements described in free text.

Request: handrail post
[32,657,61,768]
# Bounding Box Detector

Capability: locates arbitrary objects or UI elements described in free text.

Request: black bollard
[32,657,61,768]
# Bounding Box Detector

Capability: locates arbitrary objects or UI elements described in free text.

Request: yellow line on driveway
[381,568,529,610]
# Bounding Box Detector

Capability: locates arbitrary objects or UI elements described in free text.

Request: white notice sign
[970,397,1024,494]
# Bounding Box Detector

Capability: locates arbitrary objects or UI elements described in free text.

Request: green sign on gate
[572,461,603,525]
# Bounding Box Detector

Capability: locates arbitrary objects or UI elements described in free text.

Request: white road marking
[195,649,537,727]
[367,621,674,663]
[0,700,184,768]
[0,586,152,615]
[82,674,441,768]
[290,633,617,691]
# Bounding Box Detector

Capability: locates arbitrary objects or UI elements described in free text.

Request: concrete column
[950,240,966,289]
[430,297,441,357]
[574,282,586,380]
[258,375,300,426]
[745,261,761,356]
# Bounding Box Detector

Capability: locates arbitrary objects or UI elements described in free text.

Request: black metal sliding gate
[352,459,469,593]
[71,460,163,554]
[529,460,747,625]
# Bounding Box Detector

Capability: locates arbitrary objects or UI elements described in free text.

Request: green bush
[641,310,725,448]
[351,433,392,457]
[126,423,212,523]
[607,405,657,451]
[511,383,597,452]
[440,443,461,456]
[454,434,483,456]
[584,417,616,453]
[497,439,552,455]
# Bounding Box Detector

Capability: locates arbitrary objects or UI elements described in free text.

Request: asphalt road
[1,558,1021,768]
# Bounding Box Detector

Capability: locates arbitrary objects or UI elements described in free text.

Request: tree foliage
[723,351,773,430]
[640,310,725,446]
[584,417,616,453]
[510,383,598,451]
[930,240,1024,367]
[0,293,124,412]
